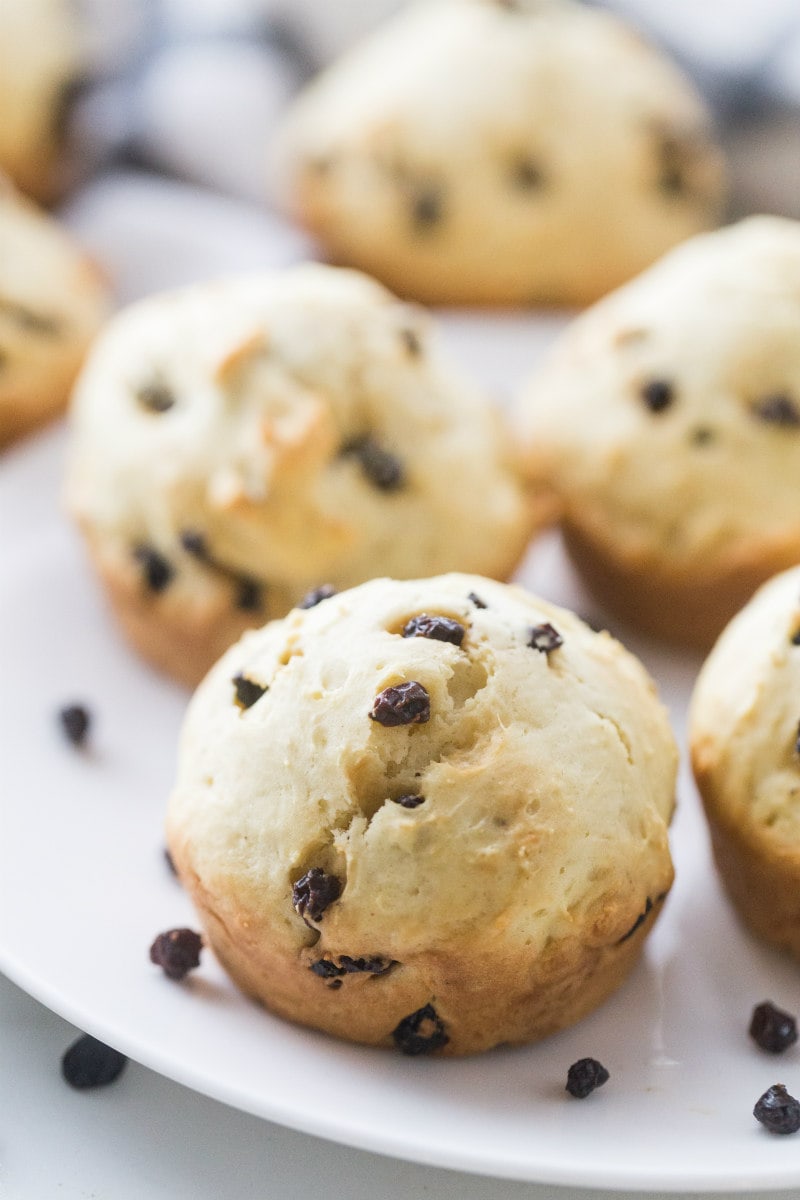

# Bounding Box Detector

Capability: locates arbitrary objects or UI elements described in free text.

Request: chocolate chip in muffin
[370,681,431,727]
[566,1057,610,1098]
[293,867,342,925]
[528,623,563,654]
[59,703,91,748]
[616,896,653,944]
[393,793,426,808]
[298,583,337,610]
[410,187,443,232]
[235,578,263,612]
[750,1003,798,1054]
[136,381,175,414]
[133,544,173,593]
[392,1003,449,1055]
[61,1034,128,1090]
[164,847,178,877]
[640,379,674,414]
[310,955,396,979]
[402,614,465,646]
[468,592,488,609]
[751,394,800,429]
[232,673,268,710]
[791,626,800,646]
[510,156,546,191]
[342,435,405,492]
[754,1084,800,1134]
[794,719,800,756]
[149,928,203,981]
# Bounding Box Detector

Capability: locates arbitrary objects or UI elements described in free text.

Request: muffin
[275,0,725,307]
[690,565,800,959]
[65,265,535,687]
[167,573,677,1055]
[0,180,109,449]
[0,0,82,202]
[514,216,800,648]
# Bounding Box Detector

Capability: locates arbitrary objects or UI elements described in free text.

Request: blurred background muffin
[274,0,725,306]
[66,265,536,685]
[0,180,109,448]
[513,216,800,647]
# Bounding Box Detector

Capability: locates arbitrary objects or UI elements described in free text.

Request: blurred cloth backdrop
[63,0,800,292]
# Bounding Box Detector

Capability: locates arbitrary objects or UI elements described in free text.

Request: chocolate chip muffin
[0,0,82,202]
[275,0,725,307]
[66,266,535,687]
[514,216,800,648]
[0,180,109,449]
[166,573,677,1055]
[691,566,800,960]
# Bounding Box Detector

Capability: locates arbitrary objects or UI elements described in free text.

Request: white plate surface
[4,357,800,1194]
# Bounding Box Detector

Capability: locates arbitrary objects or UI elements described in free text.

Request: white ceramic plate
[4,397,800,1195]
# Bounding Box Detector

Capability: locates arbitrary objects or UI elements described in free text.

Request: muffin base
[0,381,71,449]
[692,754,800,960]
[563,523,800,651]
[79,523,537,689]
[92,552,266,690]
[171,847,670,1056]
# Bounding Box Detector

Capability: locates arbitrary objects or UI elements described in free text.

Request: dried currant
[136,381,175,413]
[751,394,800,428]
[641,379,674,414]
[59,704,91,747]
[510,157,545,191]
[393,794,425,808]
[343,436,405,492]
[370,681,430,727]
[235,578,262,611]
[754,1084,800,1134]
[1,300,61,336]
[61,1034,128,1089]
[528,623,563,654]
[310,955,395,979]
[690,425,715,446]
[298,584,337,609]
[400,328,422,356]
[410,188,443,231]
[179,529,208,558]
[566,1057,610,1098]
[133,545,173,593]
[232,673,267,710]
[292,868,341,925]
[392,1004,449,1055]
[149,928,203,980]
[402,614,465,646]
[750,1003,798,1054]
